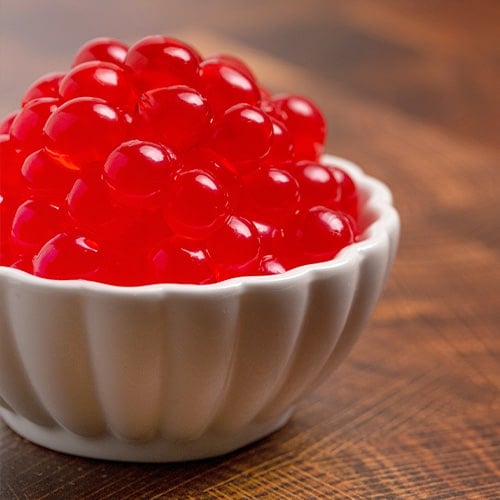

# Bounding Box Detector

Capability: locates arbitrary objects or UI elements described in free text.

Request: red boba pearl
[0,111,18,134]
[21,148,78,202]
[183,147,242,208]
[271,94,326,160]
[203,54,256,82]
[139,85,212,152]
[125,35,201,91]
[103,139,178,209]
[10,199,63,256]
[66,174,136,241]
[211,103,273,166]
[253,220,288,257]
[207,215,261,279]
[329,165,359,219]
[263,117,295,165]
[293,206,356,264]
[10,97,59,152]
[151,237,217,285]
[240,167,300,226]
[44,97,129,169]
[72,37,129,67]
[21,72,64,106]
[59,61,138,112]
[164,167,231,240]
[33,232,102,281]
[257,255,287,275]
[198,59,261,116]
[291,160,340,209]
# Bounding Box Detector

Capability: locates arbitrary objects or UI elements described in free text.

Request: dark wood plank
[212,0,500,149]
[1,1,499,498]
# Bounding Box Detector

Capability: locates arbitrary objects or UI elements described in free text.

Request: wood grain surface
[1,1,499,498]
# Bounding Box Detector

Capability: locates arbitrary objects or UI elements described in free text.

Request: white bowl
[0,155,399,462]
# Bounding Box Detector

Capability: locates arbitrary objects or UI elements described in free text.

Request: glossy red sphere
[10,97,59,152]
[211,103,273,165]
[258,254,287,275]
[151,237,217,284]
[199,59,261,116]
[240,167,300,226]
[44,97,129,168]
[164,167,231,240]
[66,174,136,240]
[72,37,129,67]
[253,220,288,257]
[0,111,18,134]
[207,215,261,279]
[21,72,64,106]
[60,61,137,111]
[203,54,256,82]
[103,139,178,208]
[293,207,356,264]
[329,165,359,218]
[10,199,62,255]
[264,117,294,165]
[33,232,102,280]
[139,85,211,151]
[125,35,201,91]
[271,94,326,160]
[21,148,78,202]
[291,161,340,209]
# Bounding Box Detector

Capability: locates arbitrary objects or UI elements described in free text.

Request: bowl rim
[0,155,399,296]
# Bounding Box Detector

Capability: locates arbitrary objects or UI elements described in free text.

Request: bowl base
[0,408,294,462]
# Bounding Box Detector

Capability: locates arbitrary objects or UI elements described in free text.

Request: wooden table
[1,1,499,497]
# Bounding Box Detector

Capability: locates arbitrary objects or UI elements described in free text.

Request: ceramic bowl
[0,155,399,462]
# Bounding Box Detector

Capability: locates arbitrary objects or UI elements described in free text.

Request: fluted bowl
[0,155,399,462]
